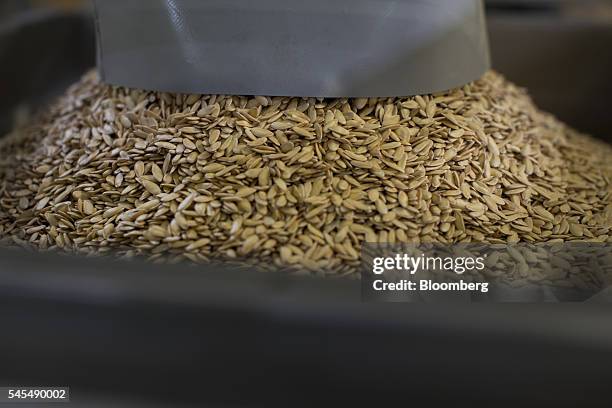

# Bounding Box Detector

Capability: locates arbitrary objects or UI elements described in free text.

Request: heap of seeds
[0,70,610,279]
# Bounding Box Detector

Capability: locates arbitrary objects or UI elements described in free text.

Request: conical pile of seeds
[0,70,610,277]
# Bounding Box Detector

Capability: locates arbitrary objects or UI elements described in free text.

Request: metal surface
[93,0,490,97]
[2,249,612,407]
[0,9,93,135]
[488,15,612,140]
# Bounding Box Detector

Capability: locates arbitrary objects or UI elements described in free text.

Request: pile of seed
[0,70,610,281]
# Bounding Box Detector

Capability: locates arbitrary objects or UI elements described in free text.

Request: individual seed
[241,235,259,254]
[201,163,225,173]
[178,193,196,212]
[151,163,163,182]
[141,179,161,195]
[236,187,257,198]
[186,238,210,251]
